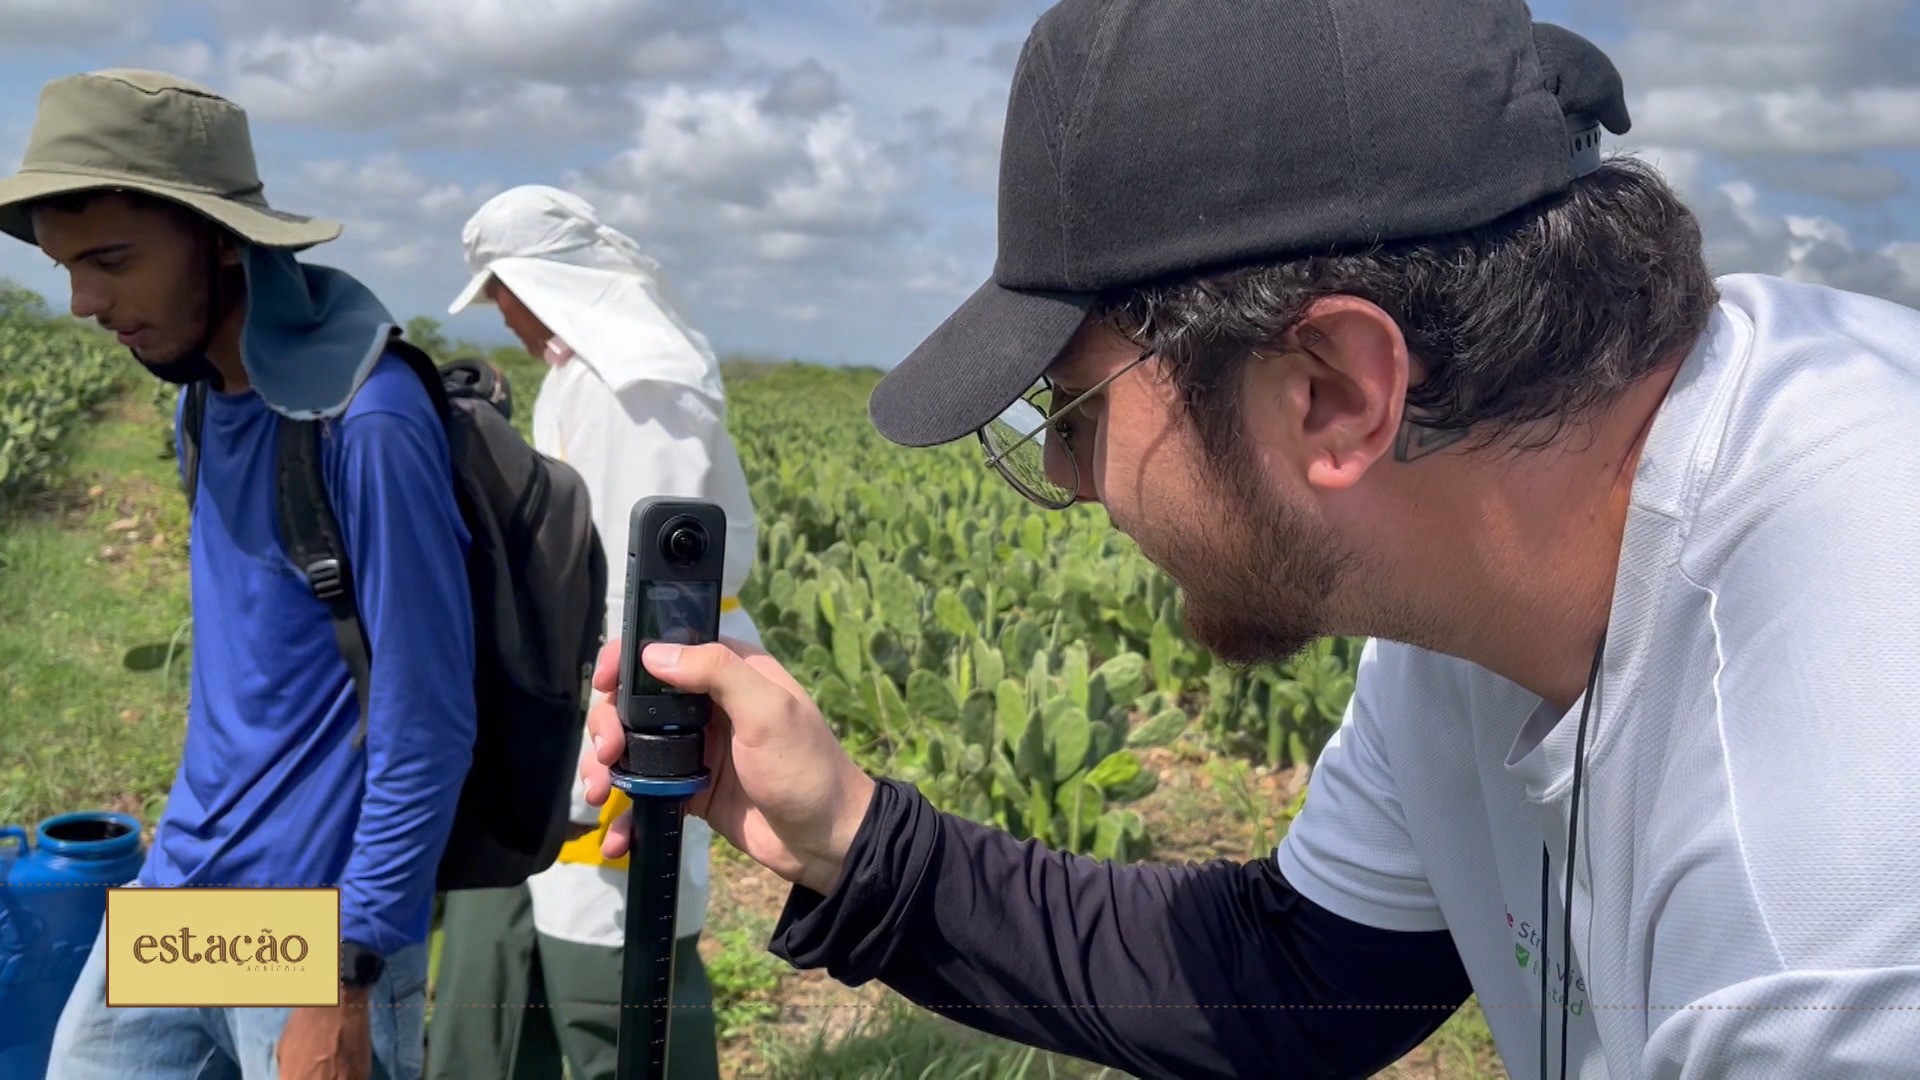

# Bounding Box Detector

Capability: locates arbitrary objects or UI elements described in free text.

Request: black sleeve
[768,778,1473,1080]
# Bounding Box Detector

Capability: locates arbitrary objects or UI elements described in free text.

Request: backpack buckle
[305,558,348,601]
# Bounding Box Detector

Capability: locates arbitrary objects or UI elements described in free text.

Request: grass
[1412,1003,1502,1079]
[704,917,789,1040]
[761,998,1125,1080]
[0,391,192,834]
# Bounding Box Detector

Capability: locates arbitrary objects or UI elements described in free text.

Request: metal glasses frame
[976,347,1152,508]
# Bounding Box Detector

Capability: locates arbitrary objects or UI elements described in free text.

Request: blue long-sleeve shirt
[148,350,476,957]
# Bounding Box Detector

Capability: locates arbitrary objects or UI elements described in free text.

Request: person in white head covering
[427,185,758,1080]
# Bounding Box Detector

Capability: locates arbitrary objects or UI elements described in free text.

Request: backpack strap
[266,334,449,752]
[276,414,373,750]
[386,333,455,424]
[181,381,208,510]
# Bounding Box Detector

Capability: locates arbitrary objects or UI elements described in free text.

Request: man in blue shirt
[0,70,476,1080]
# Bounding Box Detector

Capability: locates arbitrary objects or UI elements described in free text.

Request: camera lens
[661,520,708,564]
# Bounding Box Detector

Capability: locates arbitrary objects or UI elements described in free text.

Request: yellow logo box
[106,888,340,1007]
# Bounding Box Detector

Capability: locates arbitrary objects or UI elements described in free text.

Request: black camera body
[615,498,727,783]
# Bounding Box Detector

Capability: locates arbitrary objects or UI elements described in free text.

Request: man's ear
[1262,296,1409,493]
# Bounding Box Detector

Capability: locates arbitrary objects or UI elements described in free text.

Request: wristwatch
[340,941,385,989]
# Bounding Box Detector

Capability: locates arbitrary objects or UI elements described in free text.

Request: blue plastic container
[0,811,144,1080]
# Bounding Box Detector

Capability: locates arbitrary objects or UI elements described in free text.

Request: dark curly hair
[1096,156,1720,460]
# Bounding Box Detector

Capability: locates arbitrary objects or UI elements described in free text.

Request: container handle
[0,825,26,858]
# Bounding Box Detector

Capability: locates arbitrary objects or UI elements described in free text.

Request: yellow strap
[557,787,633,868]
[555,595,740,869]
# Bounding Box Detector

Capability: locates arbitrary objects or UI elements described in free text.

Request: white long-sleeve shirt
[524,352,763,946]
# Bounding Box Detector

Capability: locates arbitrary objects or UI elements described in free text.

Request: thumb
[640,640,809,748]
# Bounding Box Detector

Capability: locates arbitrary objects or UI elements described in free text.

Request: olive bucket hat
[0,68,339,249]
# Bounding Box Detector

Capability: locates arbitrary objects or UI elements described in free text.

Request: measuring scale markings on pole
[620,798,690,1077]
[610,497,729,1080]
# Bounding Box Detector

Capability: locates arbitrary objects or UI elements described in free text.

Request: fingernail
[592,734,603,752]
[646,642,683,669]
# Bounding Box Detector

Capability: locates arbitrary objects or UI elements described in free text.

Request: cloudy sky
[2,0,1916,368]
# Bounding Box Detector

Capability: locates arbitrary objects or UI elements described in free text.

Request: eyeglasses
[977,348,1152,509]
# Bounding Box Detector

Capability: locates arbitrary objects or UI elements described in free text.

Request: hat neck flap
[238,246,397,420]
[488,257,726,405]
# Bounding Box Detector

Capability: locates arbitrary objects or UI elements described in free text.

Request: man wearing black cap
[573,1,1920,1077]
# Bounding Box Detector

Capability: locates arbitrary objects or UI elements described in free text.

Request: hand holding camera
[597,500,877,1078]
[584,632,875,896]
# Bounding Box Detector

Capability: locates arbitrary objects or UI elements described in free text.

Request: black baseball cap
[869,0,1631,448]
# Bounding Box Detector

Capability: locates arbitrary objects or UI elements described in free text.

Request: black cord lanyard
[1542,632,1607,1080]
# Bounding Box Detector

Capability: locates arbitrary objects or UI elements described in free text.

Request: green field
[0,293,1502,1078]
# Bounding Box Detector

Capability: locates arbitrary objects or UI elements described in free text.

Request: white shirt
[1276,274,1920,1078]
[523,352,764,947]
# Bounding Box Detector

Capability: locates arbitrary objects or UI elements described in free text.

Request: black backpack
[181,333,609,891]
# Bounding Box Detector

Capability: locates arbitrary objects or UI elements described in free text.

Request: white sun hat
[449,184,725,403]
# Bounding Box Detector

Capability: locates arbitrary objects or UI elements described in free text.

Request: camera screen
[629,580,720,693]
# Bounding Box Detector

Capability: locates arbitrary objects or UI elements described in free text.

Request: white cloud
[899,87,1006,196]
[272,154,498,274]
[755,231,825,261]
[4,0,154,47]
[976,37,1026,75]
[1747,158,1912,203]
[941,90,1007,192]
[1694,180,1920,307]
[761,59,843,118]
[1591,0,1920,312]
[581,85,917,245]
[901,250,981,296]
[601,87,819,212]
[209,0,735,140]
[877,0,1025,27]
[0,120,29,174]
[294,155,494,219]
[223,0,732,82]
[137,40,217,81]
[1605,144,1920,309]
[1630,87,1920,156]
[206,0,365,38]
[1888,242,1920,286]
[370,240,432,268]
[476,75,947,349]
[1614,0,1918,92]
[1608,0,1920,161]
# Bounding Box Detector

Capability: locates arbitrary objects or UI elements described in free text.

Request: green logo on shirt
[1516,944,1531,968]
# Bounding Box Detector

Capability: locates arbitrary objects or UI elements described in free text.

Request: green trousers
[426,884,720,1080]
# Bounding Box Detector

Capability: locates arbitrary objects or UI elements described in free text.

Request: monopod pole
[611,738,709,1080]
